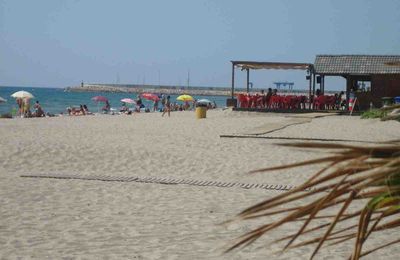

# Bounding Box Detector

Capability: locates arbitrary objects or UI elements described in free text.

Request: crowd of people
[118,94,218,117]
[10,93,218,118]
[11,89,348,119]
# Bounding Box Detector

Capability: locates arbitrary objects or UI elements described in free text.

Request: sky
[1,0,400,90]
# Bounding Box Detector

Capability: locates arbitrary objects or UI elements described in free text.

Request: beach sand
[1,110,400,259]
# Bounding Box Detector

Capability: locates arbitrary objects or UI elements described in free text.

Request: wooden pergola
[229,61,315,107]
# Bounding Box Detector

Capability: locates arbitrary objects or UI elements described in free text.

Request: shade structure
[141,93,160,101]
[232,61,312,70]
[177,94,194,102]
[120,98,136,104]
[197,98,212,104]
[0,96,6,103]
[91,96,108,102]
[11,91,34,99]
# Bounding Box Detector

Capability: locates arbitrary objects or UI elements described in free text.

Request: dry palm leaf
[227,142,400,259]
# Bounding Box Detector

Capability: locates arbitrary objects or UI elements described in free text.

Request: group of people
[15,98,46,118]
[332,91,347,110]
[119,97,146,114]
[67,104,93,116]
[118,94,217,117]
[63,94,217,118]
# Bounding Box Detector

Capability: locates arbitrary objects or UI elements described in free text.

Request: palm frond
[227,142,400,259]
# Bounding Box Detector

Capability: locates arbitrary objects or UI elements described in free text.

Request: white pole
[350,97,357,116]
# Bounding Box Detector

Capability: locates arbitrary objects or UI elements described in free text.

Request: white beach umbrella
[11,91,34,99]
[197,99,212,104]
[0,96,6,103]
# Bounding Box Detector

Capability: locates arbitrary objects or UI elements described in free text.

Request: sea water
[0,86,230,115]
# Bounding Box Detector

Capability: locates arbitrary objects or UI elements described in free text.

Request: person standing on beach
[162,95,171,117]
[153,99,159,112]
[161,95,166,110]
[23,98,31,117]
[260,89,266,108]
[266,88,273,108]
[16,98,23,116]
[136,96,143,112]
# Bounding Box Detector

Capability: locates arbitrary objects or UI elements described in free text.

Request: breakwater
[64,83,322,96]
[65,83,233,96]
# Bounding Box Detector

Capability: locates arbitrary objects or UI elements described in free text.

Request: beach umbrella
[141,93,160,101]
[0,96,6,103]
[91,96,108,102]
[11,91,34,99]
[92,96,109,113]
[177,94,194,102]
[120,98,136,104]
[197,98,212,104]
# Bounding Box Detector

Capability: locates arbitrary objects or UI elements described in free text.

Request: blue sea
[0,86,229,115]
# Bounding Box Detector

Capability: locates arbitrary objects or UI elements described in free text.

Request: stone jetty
[65,83,317,96]
[65,83,235,96]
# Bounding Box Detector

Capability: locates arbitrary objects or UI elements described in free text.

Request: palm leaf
[227,142,400,259]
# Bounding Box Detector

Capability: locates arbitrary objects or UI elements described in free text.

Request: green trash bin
[382,97,394,107]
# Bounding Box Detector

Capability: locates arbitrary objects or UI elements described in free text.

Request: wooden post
[346,75,352,110]
[308,71,312,110]
[312,73,316,109]
[231,63,235,99]
[246,68,250,93]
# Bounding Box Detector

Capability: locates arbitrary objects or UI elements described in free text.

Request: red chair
[249,95,257,108]
[283,95,292,109]
[287,95,302,109]
[290,96,302,109]
[314,95,326,110]
[269,95,283,109]
[297,95,307,109]
[325,95,336,110]
[254,95,263,108]
[268,95,277,108]
[237,94,248,108]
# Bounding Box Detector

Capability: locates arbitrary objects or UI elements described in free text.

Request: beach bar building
[228,55,400,111]
[314,55,400,110]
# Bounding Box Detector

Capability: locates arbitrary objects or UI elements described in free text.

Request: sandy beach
[1,110,400,259]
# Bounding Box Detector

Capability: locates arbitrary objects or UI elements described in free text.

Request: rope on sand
[20,173,307,192]
[219,135,378,144]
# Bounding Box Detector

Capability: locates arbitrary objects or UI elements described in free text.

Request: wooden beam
[312,73,316,109]
[308,72,312,110]
[231,62,235,98]
[246,68,250,93]
[346,76,352,110]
